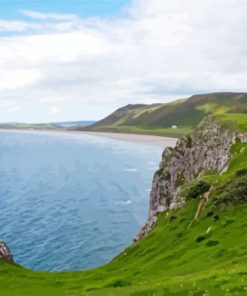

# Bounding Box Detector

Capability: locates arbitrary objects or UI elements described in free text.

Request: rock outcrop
[135,116,247,241]
[0,241,14,263]
[239,133,247,143]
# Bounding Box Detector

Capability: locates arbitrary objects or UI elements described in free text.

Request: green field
[1,139,247,295]
[220,113,247,132]
[86,125,193,138]
[86,92,247,137]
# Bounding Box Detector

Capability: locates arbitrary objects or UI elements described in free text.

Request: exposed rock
[239,133,247,143]
[135,116,246,241]
[0,241,14,263]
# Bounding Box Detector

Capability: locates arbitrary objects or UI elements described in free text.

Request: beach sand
[73,131,178,148]
[0,129,178,148]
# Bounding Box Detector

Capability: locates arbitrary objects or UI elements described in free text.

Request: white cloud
[0,20,41,32]
[39,97,67,104]
[0,1,246,122]
[20,9,78,21]
[7,107,20,113]
[0,69,40,91]
[49,106,60,116]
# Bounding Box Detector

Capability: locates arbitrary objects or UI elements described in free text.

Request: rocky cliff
[0,241,14,263]
[135,116,247,241]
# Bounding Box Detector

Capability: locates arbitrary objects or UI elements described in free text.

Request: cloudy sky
[0,0,246,123]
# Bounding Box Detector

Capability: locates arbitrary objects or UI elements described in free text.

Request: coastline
[0,129,178,148]
[77,131,178,148]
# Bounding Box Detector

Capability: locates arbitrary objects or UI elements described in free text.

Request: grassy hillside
[85,92,247,137]
[1,136,247,295]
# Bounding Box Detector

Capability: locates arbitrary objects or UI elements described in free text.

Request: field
[220,113,247,132]
[86,125,193,138]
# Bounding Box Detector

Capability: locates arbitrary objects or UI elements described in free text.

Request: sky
[0,0,246,122]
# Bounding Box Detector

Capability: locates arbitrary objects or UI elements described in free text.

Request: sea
[0,130,163,271]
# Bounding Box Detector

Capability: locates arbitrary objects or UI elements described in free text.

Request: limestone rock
[135,116,247,241]
[0,241,14,263]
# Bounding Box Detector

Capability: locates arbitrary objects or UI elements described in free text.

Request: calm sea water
[0,130,163,271]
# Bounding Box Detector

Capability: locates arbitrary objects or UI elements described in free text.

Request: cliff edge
[135,116,247,240]
[0,241,14,263]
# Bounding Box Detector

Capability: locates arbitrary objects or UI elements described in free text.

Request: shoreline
[0,128,178,148]
[77,131,178,148]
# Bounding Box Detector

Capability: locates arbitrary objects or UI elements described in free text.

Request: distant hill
[0,121,96,130]
[85,92,247,137]
[52,120,96,127]
[0,122,59,130]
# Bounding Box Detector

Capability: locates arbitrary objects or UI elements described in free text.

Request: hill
[85,92,247,137]
[0,121,96,131]
[0,122,60,130]
[1,111,247,295]
[52,120,96,127]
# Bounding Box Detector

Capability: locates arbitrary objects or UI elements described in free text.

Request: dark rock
[0,241,14,263]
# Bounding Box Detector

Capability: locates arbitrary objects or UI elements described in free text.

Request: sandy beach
[0,129,178,148]
[77,131,178,148]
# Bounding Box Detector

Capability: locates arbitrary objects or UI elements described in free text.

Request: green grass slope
[1,139,247,295]
[86,92,247,137]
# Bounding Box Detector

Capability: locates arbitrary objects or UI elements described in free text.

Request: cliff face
[135,116,246,241]
[0,241,14,263]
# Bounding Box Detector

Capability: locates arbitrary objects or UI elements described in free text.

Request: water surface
[0,130,163,271]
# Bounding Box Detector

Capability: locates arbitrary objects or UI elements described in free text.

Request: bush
[206,240,219,247]
[185,181,211,200]
[213,215,219,221]
[236,168,247,177]
[223,219,235,227]
[196,235,206,243]
[213,174,247,207]
[169,215,177,223]
[207,211,214,217]
[106,279,130,288]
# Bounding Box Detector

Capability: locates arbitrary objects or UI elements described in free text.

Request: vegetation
[0,123,63,130]
[1,92,247,137]
[220,113,247,132]
[82,125,193,137]
[1,192,247,295]
[86,92,247,137]
[185,181,211,200]
[0,121,95,130]
[212,169,247,207]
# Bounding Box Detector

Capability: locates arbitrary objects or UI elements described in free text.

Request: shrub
[213,174,247,207]
[185,181,211,200]
[207,211,214,217]
[206,240,219,247]
[213,215,220,221]
[196,235,206,243]
[106,279,130,288]
[223,219,235,227]
[169,215,177,223]
[236,168,247,177]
